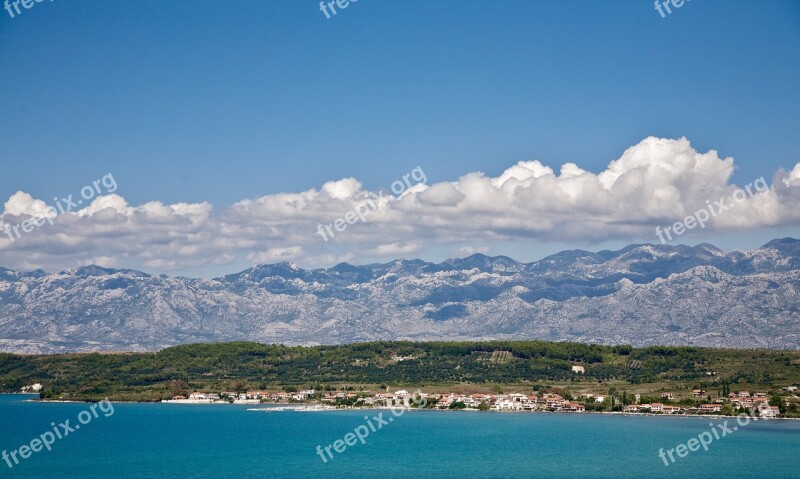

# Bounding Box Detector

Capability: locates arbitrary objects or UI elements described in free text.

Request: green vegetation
[0,340,798,402]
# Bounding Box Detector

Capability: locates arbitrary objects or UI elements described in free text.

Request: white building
[759,403,779,418]
[493,400,522,411]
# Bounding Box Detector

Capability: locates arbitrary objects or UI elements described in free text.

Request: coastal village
[164,386,799,418]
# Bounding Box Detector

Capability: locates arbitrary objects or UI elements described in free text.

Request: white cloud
[77,194,130,217]
[783,163,800,186]
[453,246,491,257]
[418,183,465,207]
[3,191,55,218]
[1,137,799,273]
[247,246,303,264]
[492,160,554,188]
[369,243,420,256]
[321,178,362,199]
[305,252,356,266]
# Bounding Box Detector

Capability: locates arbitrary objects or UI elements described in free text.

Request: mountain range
[1,238,799,354]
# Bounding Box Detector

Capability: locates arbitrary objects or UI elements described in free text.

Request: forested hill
[1,341,799,401]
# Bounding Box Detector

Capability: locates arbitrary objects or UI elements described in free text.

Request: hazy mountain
[1,239,799,354]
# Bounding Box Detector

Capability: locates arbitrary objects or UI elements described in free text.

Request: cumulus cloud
[321,178,362,199]
[4,191,55,218]
[783,164,800,186]
[1,137,799,274]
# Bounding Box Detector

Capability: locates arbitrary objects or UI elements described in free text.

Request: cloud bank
[2,137,800,273]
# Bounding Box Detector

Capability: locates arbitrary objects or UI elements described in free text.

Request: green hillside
[1,341,799,402]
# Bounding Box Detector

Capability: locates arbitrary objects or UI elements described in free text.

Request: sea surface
[1,394,799,478]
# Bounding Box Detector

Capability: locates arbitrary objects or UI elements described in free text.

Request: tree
[769,395,785,413]
[169,380,189,397]
[613,345,633,356]
[721,405,735,416]
[229,380,246,393]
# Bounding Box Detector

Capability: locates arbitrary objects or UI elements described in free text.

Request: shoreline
[15,397,798,421]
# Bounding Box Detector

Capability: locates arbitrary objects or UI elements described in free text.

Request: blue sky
[1,1,800,276]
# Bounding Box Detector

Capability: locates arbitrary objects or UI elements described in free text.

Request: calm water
[1,394,799,478]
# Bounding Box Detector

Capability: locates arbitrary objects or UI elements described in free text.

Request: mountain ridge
[1,238,798,353]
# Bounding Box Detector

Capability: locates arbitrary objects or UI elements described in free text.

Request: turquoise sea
[1,394,799,478]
